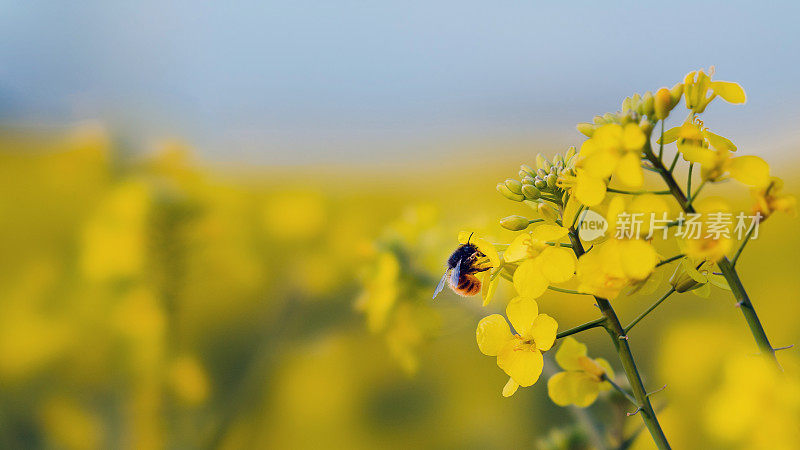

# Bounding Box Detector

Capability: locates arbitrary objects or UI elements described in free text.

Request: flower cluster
[448,68,795,447]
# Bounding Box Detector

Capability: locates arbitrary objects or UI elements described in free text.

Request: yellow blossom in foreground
[680,197,732,262]
[476,297,558,397]
[573,123,646,206]
[504,225,576,298]
[752,176,796,220]
[575,238,658,299]
[548,337,614,407]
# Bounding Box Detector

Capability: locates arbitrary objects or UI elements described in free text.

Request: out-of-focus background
[1,2,799,449]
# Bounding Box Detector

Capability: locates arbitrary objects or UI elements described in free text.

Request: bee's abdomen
[453,274,481,296]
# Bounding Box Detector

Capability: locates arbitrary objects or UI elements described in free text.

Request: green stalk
[568,230,671,449]
[643,139,778,366]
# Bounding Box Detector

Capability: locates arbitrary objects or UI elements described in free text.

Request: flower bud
[536,154,550,171]
[538,203,559,222]
[505,178,523,195]
[537,168,548,179]
[521,176,535,185]
[534,179,547,190]
[546,173,558,188]
[621,97,632,113]
[592,115,605,124]
[576,122,595,137]
[565,146,576,160]
[553,154,563,164]
[520,164,535,177]
[654,87,672,120]
[497,183,524,201]
[642,91,655,117]
[639,118,653,136]
[669,260,707,293]
[522,184,541,199]
[500,215,531,231]
[670,82,684,105]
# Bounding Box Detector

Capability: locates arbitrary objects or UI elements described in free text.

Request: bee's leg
[470,266,491,274]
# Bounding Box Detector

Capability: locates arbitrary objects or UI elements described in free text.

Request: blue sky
[1,1,799,164]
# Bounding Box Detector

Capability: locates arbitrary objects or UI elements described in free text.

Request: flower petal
[538,247,576,284]
[530,314,558,351]
[729,155,770,187]
[502,377,519,397]
[497,343,544,387]
[711,81,746,104]
[481,270,500,306]
[531,224,570,243]
[622,123,646,152]
[575,173,607,207]
[620,240,658,281]
[476,314,512,356]
[506,296,538,335]
[615,152,644,187]
[547,371,600,407]
[504,233,532,262]
[513,259,549,298]
[555,337,588,371]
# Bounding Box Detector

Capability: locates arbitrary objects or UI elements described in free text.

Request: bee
[432,233,491,299]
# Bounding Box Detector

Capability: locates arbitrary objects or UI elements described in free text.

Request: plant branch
[556,317,606,339]
[624,287,677,334]
[568,228,671,449]
[607,187,671,195]
[643,138,778,366]
[731,223,756,267]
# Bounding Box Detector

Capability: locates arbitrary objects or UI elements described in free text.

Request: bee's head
[447,242,480,269]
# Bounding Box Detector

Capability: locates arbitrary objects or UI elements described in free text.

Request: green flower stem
[655,254,684,267]
[602,374,638,406]
[556,317,606,339]
[643,140,779,366]
[547,286,592,296]
[623,287,677,334]
[546,242,574,248]
[568,229,671,450]
[606,188,671,195]
[667,152,680,173]
[731,224,756,267]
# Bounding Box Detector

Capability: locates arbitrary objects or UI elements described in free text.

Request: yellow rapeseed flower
[661,120,769,186]
[683,68,746,113]
[680,197,733,262]
[547,337,615,407]
[751,176,796,220]
[575,238,658,299]
[476,297,558,397]
[504,225,576,298]
[573,123,647,205]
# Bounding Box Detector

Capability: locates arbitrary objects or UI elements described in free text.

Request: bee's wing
[450,259,462,288]
[432,269,450,300]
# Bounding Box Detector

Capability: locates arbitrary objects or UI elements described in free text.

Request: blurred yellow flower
[40,396,104,450]
[168,355,210,406]
[504,225,575,298]
[476,297,558,396]
[81,180,151,282]
[704,355,800,449]
[262,190,326,241]
[547,337,614,407]
[575,238,658,299]
[356,251,400,333]
[752,176,796,220]
[679,197,732,262]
